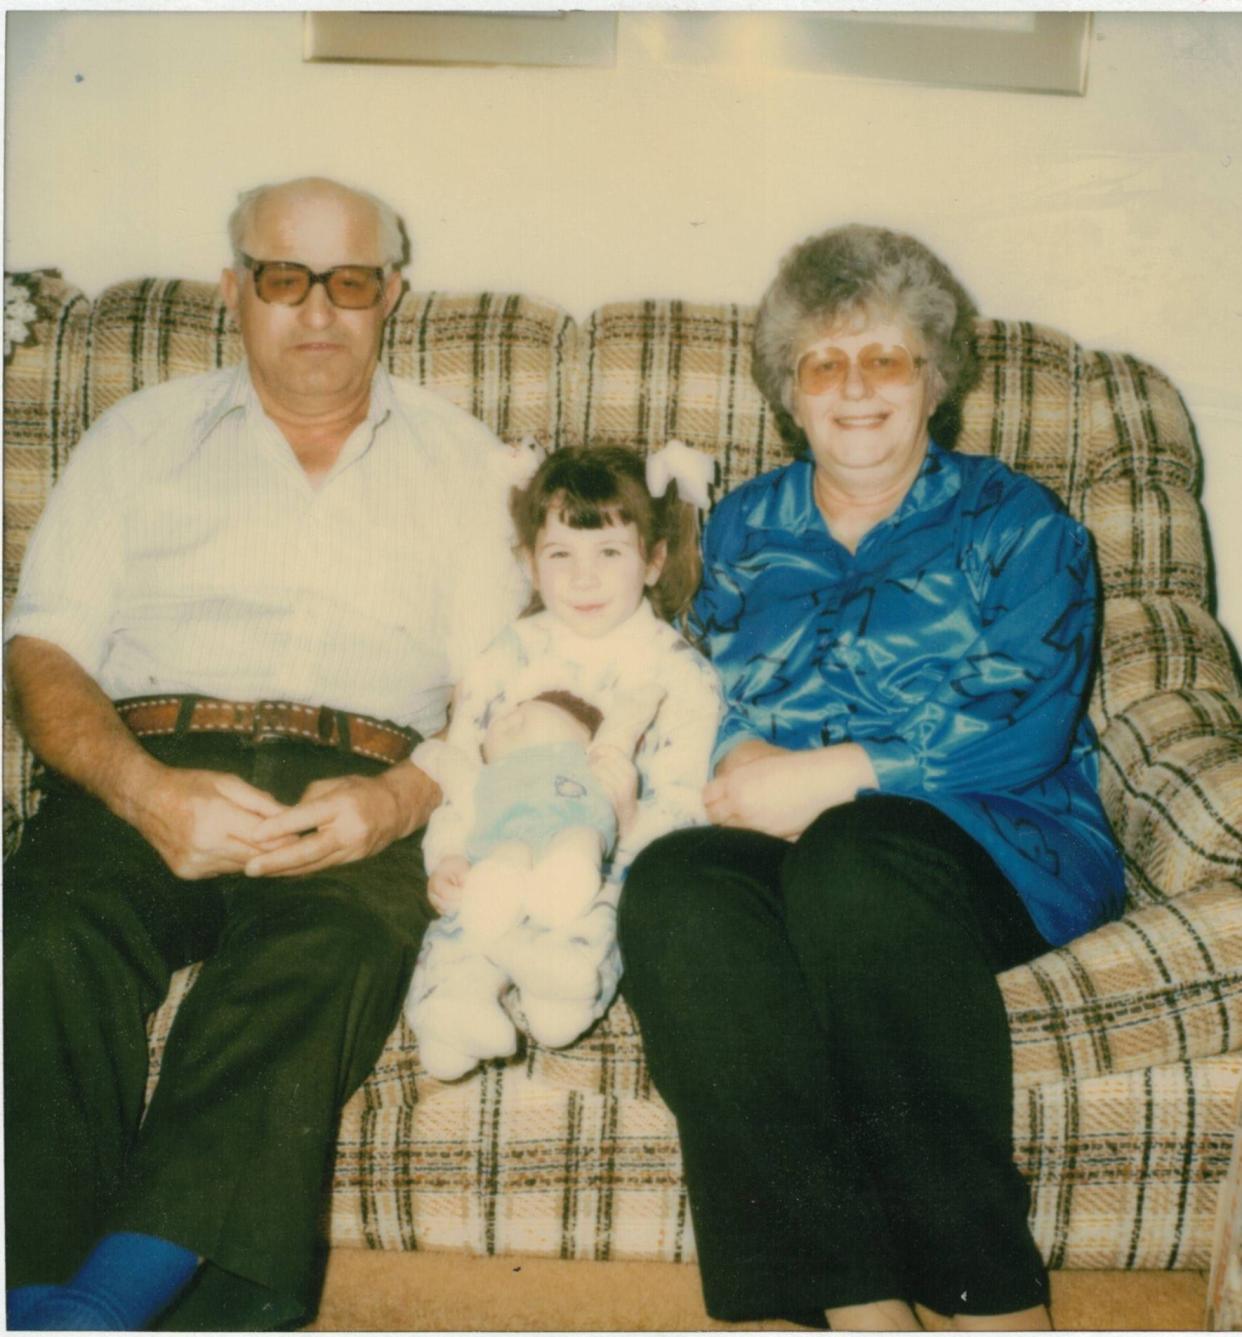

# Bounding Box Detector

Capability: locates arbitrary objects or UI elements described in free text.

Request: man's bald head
[228,177,405,272]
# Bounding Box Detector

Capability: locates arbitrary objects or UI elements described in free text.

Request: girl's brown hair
[510,446,702,623]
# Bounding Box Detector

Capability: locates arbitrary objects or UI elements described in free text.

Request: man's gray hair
[227,178,407,271]
[752,224,979,449]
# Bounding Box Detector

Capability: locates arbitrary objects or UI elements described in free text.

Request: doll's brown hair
[510,445,702,623]
[530,690,604,739]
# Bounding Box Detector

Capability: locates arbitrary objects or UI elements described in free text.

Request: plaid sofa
[5,270,1242,1301]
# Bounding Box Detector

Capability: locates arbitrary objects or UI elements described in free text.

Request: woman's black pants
[618,795,1052,1324]
[3,733,433,1330]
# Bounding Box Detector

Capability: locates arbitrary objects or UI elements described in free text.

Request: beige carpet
[305,1250,1209,1331]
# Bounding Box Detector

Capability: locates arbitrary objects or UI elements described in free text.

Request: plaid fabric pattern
[1101,690,1242,906]
[957,321,1089,503]
[1005,881,1242,1088]
[8,278,1242,1284]
[84,279,243,424]
[142,969,1242,1271]
[322,1045,1240,1270]
[575,302,783,495]
[1084,349,1202,492]
[1208,1078,1242,1326]
[381,290,580,452]
[1021,1054,1240,1271]
[3,271,91,846]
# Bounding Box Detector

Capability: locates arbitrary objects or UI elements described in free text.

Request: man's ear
[645,539,668,587]
[219,267,239,317]
[382,271,404,319]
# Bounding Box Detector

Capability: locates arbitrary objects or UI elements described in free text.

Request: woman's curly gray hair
[753,225,979,450]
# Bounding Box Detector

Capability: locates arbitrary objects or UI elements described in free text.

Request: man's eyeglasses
[240,254,387,309]
[795,343,926,397]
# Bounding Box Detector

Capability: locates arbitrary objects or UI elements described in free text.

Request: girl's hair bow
[645,439,717,511]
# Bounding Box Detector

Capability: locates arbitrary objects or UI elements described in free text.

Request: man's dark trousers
[4,730,434,1330]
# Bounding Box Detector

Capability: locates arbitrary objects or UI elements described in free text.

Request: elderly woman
[617,225,1125,1332]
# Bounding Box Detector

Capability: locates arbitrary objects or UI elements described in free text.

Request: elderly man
[4,178,525,1330]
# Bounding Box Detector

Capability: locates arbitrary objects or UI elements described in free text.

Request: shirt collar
[189,363,250,451]
[773,439,961,543]
[189,360,395,460]
[882,439,961,530]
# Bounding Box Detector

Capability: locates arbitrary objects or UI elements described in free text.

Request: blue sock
[7,1285,59,1329]
[12,1233,199,1331]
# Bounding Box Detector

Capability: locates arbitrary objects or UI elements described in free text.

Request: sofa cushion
[1097,603,1238,724]
[1020,1053,1240,1271]
[381,290,580,451]
[1083,482,1210,606]
[575,301,784,497]
[1083,349,1201,491]
[957,320,1087,503]
[144,949,1241,1271]
[317,1043,1242,1272]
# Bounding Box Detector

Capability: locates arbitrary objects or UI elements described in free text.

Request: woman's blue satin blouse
[692,441,1125,946]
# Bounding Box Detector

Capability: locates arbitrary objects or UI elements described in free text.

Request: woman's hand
[429,854,472,915]
[703,742,877,840]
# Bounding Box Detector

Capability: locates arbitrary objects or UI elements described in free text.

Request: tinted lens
[796,343,918,395]
[858,344,917,386]
[255,263,311,305]
[325,267,384,309]
[796,349,850,395]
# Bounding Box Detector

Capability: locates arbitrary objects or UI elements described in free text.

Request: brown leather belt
[114,695,419,766]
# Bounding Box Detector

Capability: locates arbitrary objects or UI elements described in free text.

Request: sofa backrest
[82,279,580,451]
[4,270,1238,900]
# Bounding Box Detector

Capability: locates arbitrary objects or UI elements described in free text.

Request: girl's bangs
[548,489,634,532]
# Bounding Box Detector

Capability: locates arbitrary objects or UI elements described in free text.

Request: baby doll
[406,680,664,1081]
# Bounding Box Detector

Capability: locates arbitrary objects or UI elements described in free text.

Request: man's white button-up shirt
[7,363,528,737]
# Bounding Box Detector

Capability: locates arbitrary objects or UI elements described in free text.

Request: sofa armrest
[1100,688,1242,905]
[1004,880,1242,1091]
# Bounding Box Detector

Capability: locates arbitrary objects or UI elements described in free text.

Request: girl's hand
[703,743,877,840]
[589,743,640,834]
[429,855,472,915]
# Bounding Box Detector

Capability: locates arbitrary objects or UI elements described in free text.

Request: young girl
[405,444,723,1081]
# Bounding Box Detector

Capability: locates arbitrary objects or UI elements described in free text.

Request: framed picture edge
[303,11,619,70]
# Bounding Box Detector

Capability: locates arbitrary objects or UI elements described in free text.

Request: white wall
[6,10,1241,652]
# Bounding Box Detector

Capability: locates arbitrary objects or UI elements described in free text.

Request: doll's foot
[410,993,517,1080]
[501,921,601,1001]
[416,1035,487,1082]
[457,858,530,940]
[526,847,600,927]
[405,955,518,1079]
[520,991,597,1049]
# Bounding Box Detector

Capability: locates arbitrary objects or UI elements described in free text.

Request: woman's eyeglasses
[240,255,387,309]
[795,344,926,397]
